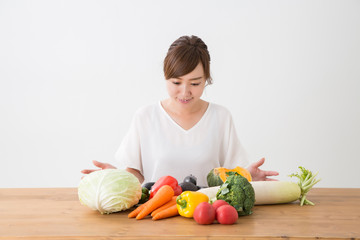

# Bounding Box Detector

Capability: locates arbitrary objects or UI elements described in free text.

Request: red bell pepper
[150,175,182,198]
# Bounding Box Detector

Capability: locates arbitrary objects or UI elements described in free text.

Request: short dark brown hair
[163,35,212,85]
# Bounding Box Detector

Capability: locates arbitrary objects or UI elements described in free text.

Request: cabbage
[78,169,141,214]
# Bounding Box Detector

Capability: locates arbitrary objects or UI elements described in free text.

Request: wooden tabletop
[0,187,359,240]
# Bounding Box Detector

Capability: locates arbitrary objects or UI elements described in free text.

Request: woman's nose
[181,84,190,95]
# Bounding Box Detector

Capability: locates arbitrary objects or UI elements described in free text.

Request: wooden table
[0,188,359,240]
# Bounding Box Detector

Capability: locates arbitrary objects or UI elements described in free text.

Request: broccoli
[216,172,255,216]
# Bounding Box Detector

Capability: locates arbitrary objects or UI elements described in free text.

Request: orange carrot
[128,203,148,218]
[151,196,177,217]
[152,204,179,220]
[136,185,174,220]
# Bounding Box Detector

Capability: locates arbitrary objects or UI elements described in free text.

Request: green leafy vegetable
[139,187,150,204]
[289,166,321,206]
[78,169,142,214]
[216,172,255,216]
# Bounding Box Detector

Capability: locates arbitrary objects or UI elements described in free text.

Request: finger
[92,160,107,169]
[251,157,265,168]
[81,169,97,174]
[265,178,278,181]
[264,171,279,177]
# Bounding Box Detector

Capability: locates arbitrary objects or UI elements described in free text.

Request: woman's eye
[191,83,200,86]
[172,82,180,85]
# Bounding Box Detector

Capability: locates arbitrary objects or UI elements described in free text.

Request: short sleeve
[220,113,249,169]
[114,113,143,175]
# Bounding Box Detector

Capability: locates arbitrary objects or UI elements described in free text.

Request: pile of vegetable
[78,166,321,224]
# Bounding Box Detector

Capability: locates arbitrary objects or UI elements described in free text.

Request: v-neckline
[159,101,211,133]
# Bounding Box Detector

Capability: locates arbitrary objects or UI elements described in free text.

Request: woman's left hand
[247,157,279,181]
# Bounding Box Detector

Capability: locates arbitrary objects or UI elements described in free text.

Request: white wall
[1,0,359,188]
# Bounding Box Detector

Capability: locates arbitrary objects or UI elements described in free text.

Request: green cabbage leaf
[78,169,141,214]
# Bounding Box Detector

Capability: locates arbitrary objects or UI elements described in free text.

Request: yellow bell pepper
[176,191,209,218]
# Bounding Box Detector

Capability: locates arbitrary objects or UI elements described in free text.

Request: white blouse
[114,101,248,186]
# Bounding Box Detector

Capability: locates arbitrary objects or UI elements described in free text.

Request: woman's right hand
[81,160,116,175]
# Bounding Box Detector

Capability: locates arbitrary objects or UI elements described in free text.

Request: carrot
[152,204,179,220]
[128,203,148,218]
[135,185,174,220]
[151,196,177,217]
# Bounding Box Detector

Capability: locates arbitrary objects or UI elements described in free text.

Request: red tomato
[193,202,216,225]
[216,205,238,225]
[212,200,229,212]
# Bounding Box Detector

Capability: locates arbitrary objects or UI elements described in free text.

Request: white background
[1,0,359,188]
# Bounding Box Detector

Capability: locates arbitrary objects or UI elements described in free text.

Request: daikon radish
[198,182,300,205]
[251,181,300,205]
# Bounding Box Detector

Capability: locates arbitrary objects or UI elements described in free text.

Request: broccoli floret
[216,172,255,216]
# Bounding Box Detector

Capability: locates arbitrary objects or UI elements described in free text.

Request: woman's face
[166,62,206,109]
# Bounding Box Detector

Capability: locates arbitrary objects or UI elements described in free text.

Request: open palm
[247,158,279,181]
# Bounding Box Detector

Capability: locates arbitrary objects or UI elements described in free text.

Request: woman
[81,35,278,186]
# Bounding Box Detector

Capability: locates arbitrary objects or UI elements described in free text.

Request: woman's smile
[178,98,193,104]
